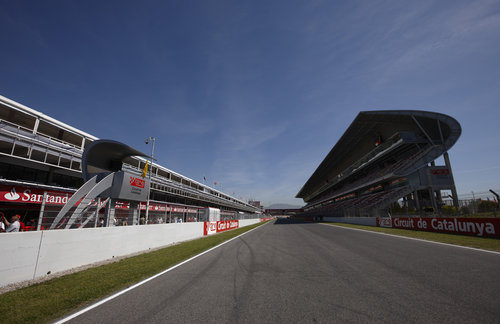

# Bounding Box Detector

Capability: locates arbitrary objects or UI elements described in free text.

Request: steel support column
[443,152,459,214]
[105,199,116,227]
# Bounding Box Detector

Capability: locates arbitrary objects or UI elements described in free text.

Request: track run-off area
[61,218,500,323]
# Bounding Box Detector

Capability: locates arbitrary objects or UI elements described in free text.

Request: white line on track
[54,222,270,324]
[320,223,500,255]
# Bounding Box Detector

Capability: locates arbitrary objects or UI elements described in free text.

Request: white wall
[0,219,264,288]
[239,219,262,227]
[0,231,42,287]
[34,222,204,279]
[323,217,377,226]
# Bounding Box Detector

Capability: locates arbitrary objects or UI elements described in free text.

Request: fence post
[37,192,47,231]
[94,198,101,228]
[489,189,499,217]
[105,199,116,227]
[471,191,477,215]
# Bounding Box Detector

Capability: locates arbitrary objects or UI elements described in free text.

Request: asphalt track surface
[67,219,500,323]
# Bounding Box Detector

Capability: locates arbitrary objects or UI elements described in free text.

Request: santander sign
[0,186,70,205]
[4,187,20,201]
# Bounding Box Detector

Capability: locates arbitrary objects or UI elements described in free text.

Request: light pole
[145,137,155,224]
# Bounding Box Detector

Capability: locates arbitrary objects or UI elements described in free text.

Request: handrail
[306,138,405,201]
[0,119,82,155]
[122,164,256,211]
[0,118,83,150]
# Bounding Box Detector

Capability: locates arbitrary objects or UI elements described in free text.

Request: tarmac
[67,218,500,323]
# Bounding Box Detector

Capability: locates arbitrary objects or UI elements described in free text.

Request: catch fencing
[26,199,259,230]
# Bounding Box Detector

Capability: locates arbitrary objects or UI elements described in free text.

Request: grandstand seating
[297,110,461,218]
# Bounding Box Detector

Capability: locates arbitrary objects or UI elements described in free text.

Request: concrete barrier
[239,219,262,227]
[34,222,204,279]
[0,231,43,287]
[323,217,377,226]
[0,219,265,288]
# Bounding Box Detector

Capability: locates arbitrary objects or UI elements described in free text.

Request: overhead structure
[81,140,149,181]
[51,140,151,229]
[296,110,461,219]
[0,94,260,230]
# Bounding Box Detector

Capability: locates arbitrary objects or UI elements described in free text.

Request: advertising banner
[376,217,500,238]
[1,185,182,214]
[139,202,167,211]
[376,217,393,228]
[110,171,149,202]
[0,185,72,206]
[203,220,239,236]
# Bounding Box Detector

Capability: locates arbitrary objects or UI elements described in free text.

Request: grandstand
[296,110,461,219]
[0,95,260,229]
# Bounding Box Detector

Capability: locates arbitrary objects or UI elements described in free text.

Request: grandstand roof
[296,110,461,202]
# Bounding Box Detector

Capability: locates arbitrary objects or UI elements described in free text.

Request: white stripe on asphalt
[54,221,270,323]
[320,223,500,255]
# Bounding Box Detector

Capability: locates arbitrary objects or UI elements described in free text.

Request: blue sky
[1,0,499,206]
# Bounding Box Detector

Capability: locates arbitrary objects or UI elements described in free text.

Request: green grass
[323,222,500,252]
[0,221,268,323]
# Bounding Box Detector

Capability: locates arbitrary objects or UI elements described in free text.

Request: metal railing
[18,198,260,231]
[0,119,82,172]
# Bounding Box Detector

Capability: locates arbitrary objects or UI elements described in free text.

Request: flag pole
[145,137,155,224]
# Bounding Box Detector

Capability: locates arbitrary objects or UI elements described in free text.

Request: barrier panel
[34,222,203,279]
[202,218,265,236]
[0,218,268,288]
[203,220,239,236]
[0,231,43,287]
[376,217,500,238]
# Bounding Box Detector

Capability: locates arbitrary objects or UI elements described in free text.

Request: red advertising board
[0,185,202,216]
[376,217,500,238]
[139,202,168,211]
[0,185,72,206]
[431,169,449,175]
[129,177,145,188]
[114,201,130,210]
[203,220,239,236]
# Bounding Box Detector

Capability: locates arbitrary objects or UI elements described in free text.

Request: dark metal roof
[296,110,461,201]
[81,139,149,181]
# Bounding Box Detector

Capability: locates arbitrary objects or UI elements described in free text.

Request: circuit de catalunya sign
[376,217,500,238]
[203,220,239,235]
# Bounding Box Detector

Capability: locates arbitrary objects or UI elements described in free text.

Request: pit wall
[0,218,264,288]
